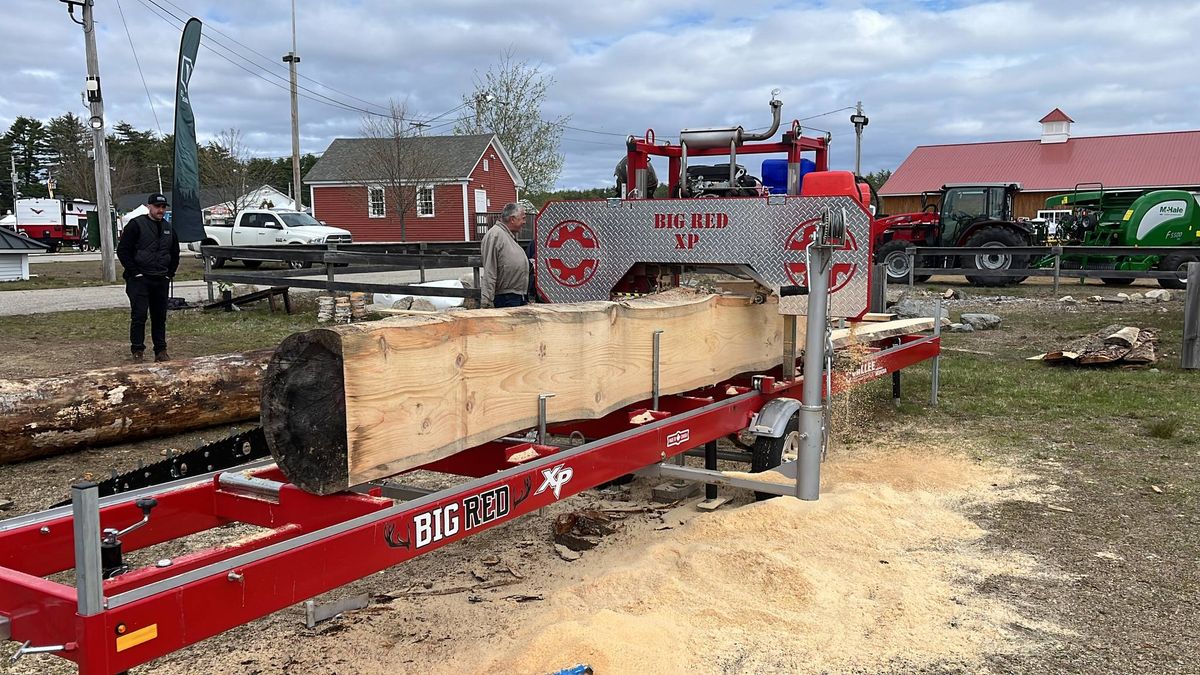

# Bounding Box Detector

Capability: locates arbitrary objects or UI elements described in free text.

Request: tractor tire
[1157,252,1197,290]
[1100,277,1135,286]
[876,240,931,283]
[750,414,800,501]
[962,226,1028,287]
[242,260,263,269]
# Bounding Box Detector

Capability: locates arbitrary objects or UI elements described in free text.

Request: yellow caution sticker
[1123,209,1133,221]
[116,624,157,652]
[1061,197,1068,205]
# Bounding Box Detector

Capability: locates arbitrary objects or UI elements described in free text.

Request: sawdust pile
[444,446,1054,674]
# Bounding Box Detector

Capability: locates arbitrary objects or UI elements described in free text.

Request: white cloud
[0,0,1197,190]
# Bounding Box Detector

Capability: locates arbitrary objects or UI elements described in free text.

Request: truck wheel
[750,415,800,501]
[243,260,262,269]
[962,227,1028,287]
[1157,253,1197,290]
[211,257,226,269]
[876,240,931,283]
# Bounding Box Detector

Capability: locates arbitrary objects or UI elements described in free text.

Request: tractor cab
[934,183,1019,246]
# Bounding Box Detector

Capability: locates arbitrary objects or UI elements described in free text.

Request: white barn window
[417,185,435,217]
[368,186,385,218]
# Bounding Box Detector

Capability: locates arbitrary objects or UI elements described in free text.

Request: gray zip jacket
[479,223,530,308]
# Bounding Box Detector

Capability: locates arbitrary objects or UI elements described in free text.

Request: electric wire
[139,0,467,126]
[115,0,162,134]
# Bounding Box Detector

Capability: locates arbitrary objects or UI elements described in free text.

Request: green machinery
[1034,184,1199,289]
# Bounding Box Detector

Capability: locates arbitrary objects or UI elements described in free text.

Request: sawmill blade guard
[534,193,873,319]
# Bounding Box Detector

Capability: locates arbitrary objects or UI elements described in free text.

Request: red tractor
[873,183,1032,286]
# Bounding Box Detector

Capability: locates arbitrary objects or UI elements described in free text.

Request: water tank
[761,158,816,195]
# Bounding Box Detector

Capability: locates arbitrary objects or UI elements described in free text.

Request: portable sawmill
[0,95,943,674]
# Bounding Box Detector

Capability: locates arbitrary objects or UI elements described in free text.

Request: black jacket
[117,214,179,280]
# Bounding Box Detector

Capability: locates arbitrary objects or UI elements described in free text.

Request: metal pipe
[218,472,284,502]
[797,237,832,501]
[651,330,663,409]
[704,441,718,500]
[729,138,738,190]
[931,300,943,407]
[71,482,104,616]
[679,141,689,197]
[537,393,555,445]
[741,97,783,142]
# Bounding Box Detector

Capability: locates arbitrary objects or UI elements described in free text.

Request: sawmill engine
[685,162,767,198]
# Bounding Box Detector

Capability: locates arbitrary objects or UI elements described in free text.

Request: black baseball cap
[147,193,170,206]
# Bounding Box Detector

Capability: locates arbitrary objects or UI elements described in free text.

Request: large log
[262,290,942,495]
[0,350,273,464]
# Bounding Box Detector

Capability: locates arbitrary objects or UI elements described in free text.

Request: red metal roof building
[879,110,1200,218]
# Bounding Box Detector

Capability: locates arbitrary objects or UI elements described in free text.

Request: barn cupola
[1039,108,1073,144]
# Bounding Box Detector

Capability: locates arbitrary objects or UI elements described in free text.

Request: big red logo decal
[784,218,860,293]
[543,220,600,287]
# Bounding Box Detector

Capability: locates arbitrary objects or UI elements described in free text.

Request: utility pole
[283,0,302,210]
[63,0,117,282]
[9,152,19,230]
[155,164,164,193]
[850,101,869,177]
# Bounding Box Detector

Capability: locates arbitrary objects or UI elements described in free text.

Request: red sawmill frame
[0,332,938,674]
[623,120,831,198]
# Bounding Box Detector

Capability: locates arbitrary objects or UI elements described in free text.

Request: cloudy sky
[2,0,1197,190]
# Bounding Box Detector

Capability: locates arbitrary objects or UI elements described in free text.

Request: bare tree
[201,128,269,224]
[454,50,569,194]
[353,101,451,241]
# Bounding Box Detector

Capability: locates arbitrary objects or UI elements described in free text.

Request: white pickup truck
[189,209,353,269]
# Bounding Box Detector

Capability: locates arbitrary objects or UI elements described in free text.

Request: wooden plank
[262,292,938,494]
[861,312,898,323]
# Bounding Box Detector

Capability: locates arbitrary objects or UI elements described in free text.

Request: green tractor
[1036,184,1199,289]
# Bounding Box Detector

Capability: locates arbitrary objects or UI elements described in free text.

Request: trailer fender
[746,397,801,438]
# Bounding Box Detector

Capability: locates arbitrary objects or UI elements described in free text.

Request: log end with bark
[261,329,349,495]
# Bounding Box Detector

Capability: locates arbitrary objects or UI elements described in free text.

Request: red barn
[305,133,524,242]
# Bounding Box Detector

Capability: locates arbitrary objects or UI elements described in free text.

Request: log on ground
[262,290,942,495]
[0,350,273,464]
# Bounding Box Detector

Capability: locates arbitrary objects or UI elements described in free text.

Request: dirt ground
[0,276,1196,674]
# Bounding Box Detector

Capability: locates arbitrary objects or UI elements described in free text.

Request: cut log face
[0,350,273,465]
[263,290,944,495]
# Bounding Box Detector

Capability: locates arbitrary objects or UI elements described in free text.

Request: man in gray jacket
[480,202,530,308]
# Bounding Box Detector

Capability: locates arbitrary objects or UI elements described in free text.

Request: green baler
[1040,187,1199,288]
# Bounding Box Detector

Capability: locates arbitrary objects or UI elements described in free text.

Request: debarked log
[0,349,274,464]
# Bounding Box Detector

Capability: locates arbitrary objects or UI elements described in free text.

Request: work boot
[131,350,144,363]
[154,351,170,362]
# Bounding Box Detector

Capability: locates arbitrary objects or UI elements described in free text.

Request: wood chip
[0,498,13,511]
[1151,485,1163,494]
[1045,504,1074,513]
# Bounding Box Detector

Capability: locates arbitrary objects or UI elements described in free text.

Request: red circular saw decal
[784,218,859,293]
[543,220,600,287]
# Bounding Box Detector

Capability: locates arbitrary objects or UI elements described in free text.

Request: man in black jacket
[117,193,180,362]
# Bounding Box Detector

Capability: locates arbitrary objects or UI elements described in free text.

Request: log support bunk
[1,105,943,673]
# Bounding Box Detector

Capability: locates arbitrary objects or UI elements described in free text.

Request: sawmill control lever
[100,496,158,578]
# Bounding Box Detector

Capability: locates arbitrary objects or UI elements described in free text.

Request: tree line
[0,113,322,215]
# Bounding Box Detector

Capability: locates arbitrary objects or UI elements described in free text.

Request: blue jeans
[494,293,526,308]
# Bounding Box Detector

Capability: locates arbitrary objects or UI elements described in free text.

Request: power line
[138,0,468,127]
[115,0,162,134]
[154,0,393,115]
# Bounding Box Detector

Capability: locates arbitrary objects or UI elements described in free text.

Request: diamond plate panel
[534,196,872,317]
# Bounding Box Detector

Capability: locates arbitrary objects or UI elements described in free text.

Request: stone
[554,544,581,561]
[1100,296,1128,304]
[1088,296,1104,303]
[1128,293,1144,301]
[890,294,943,319]
[948,323,974,333]
[960,313,1002,330]
[1116,292,1130,300]
[1058,295,1077,304]
[1145,289,1172,302]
